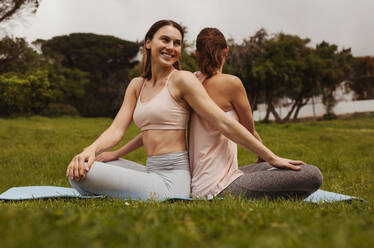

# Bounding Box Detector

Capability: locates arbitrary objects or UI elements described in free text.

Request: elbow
[108,125,126,143]
[114,128,126,142]
[216,118,234,137]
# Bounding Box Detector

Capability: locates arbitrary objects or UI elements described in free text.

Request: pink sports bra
[133,70,190,131]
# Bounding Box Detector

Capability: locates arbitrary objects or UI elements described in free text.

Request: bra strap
[165,69,176,85]
[138,78,147,101]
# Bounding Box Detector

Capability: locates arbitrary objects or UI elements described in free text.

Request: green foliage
[178,23,199,72]
[225,29,268,109]
[316,42,353,115]
[47,65,90,104]
[226,30,319,121]
[349,56,374,99]
[0,28,358,121]
[0,64,89,116]
[41,103,79,117]
[39,33,140,117]
[0,36,44,74]
[181,50,199,72]
[127,63,141,80]
[40,33,138,75]
[0,117,373,247]
[226,30,353,122]
[0,69,53,115]
[181,39,199,72]
[262,33,314,121]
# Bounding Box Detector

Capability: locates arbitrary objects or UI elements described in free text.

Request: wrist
[265,154,279,165]
[112,150,121,158]
[84,145,98,155]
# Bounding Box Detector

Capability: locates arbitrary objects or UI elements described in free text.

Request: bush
[322,113,338,120]
[41,103,79,117]
[0,70,54,115]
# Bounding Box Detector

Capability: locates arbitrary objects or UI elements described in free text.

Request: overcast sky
[3,0,374,56]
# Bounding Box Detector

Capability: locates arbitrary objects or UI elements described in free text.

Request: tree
[0,0,40,23]
[0,36,89,116]
[46,64,90,104]
[38,33,139,116]
[0,36,44,74]
[316,42,353,117]
[349,56,374,100]
[266,34,330,121]
[178,24,199,72]
[284,48,324,120]
[226,30,321,122]
[226,30,353,122]
[225,29,268,110]
[0,69,53,115]
[259,33,314,122]
[0,66,89,116]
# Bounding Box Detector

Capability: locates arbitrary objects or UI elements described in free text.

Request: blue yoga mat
[0,186,365,203]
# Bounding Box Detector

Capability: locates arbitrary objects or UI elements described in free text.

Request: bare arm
[66,78,142,181]
[96,133,144,162]
[229,77,264,161]
[176,71,303,169]
[86,80,140,154]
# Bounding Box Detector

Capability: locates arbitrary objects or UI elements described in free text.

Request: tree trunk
[263,105,271,122]
[283,100,299,121]
[249,90,257,113]
[267,101,282,122]
[292,98,310,120]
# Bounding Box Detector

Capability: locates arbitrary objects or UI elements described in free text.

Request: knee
[68,177,94,196]
[301,164,323,192]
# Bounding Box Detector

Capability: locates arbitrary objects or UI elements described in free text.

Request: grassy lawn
[0,115,373,248]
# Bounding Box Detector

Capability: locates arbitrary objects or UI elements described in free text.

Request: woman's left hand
[268,156,304,171]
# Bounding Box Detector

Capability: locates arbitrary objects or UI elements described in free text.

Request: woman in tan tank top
[67,21,307,201]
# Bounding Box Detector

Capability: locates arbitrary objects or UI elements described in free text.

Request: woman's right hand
[66,148,96,181]
[268,156,304,171]
[95,151,119,162]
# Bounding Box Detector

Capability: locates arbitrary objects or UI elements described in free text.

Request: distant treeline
[0,30,373,120]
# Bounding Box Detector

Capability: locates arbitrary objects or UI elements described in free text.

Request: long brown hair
[196,28,228,77]
[140,20,184,80]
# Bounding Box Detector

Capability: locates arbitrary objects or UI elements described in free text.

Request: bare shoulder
[126,77,145,96]
[212,73,243,92]
[221,73,242,86]
[173,70,196,81]
[171,70,199,88]
[128,77,144,90]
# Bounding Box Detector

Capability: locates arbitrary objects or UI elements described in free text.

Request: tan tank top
[133,70,189,131]
[189,72,244,198]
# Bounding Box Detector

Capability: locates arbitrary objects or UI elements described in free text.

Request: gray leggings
[217,162,323,200]
[69,151,191,201]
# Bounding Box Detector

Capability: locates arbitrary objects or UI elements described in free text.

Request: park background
[1,1,374,248]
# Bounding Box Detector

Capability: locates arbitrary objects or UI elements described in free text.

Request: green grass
[1,115,373,248]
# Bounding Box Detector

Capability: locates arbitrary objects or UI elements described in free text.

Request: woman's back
[189,72,244,198]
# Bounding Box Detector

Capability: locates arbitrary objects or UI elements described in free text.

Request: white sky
[3,0,374,56]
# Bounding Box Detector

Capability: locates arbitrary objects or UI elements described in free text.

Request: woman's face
[146,25,182,68]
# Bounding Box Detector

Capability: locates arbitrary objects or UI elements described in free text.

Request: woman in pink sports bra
[67,20,308,201]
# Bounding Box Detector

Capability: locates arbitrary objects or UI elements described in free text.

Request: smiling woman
[67,20,307,201]
[141,20,183,80]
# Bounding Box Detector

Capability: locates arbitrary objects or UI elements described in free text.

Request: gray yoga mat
[0,186,365,203]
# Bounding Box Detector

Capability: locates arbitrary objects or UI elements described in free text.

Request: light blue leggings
[69,151,191,201]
